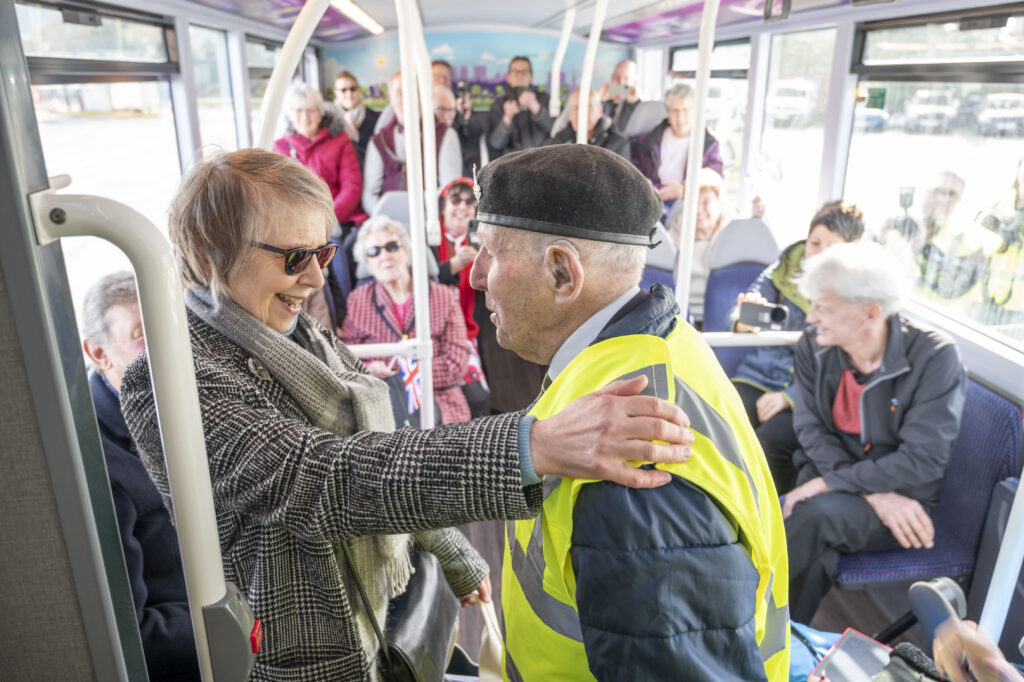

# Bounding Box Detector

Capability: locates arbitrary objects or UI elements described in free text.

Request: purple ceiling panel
[603,0,766,43]
[187,0,367,40]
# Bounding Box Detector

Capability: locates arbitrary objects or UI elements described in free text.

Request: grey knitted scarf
[185,286,412,673]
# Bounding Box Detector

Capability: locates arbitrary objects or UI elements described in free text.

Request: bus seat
[371,190,411,225]
[640,223,677,291]
[835,379,1023,603]
[622,101,667,140]
[707,217,778,271]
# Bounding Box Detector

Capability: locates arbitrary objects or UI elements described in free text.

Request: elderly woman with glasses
[273,82,366,229]
[341,216,471,424]
[118,148,692,679]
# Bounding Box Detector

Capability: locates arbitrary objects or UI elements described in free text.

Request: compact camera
[738,301,789,331]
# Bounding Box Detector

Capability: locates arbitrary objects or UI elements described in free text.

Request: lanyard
[372,284,415,339]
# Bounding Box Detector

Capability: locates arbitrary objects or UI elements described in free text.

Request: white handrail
[701,331,802,347]
[576,0,609,144]
[549,4,577,118]
[978,478,1024,645]
[31,180,223,682]
[254,0,330,150]
[395,0,435,428]
[674,0,721,314]
[406,3,441,246]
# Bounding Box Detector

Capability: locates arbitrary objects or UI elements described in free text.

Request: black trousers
[785,487,901,623]
[733,381,801,493]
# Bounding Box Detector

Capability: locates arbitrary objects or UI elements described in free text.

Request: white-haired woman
[342,216,471,424]
[273,82,366,227]
[781,241,967,624]
[631,82,724,207]
[119,149,693,679]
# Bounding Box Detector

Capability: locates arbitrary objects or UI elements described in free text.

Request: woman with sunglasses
[119,148,693,679]
[342,216,472,424]
[273,82,367,231]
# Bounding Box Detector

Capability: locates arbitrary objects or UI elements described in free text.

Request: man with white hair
[362,71,463,212]
[80,271,198,680]
[471,144,790,680]
[632,82,724,208]
[543,89,629,159]
[782,242,967,623]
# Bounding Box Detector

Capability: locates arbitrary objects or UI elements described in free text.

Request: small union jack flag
[396,355,422,414]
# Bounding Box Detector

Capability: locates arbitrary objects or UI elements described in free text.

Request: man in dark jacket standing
[487,56,553,158]
[81,272,199,681]
[333,70,380,168]
[544,89,630,160]
[781,242,967,624]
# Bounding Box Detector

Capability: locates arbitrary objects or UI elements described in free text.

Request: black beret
[476,144,662,247]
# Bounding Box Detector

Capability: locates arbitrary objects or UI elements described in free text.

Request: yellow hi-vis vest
[501,321,790,681]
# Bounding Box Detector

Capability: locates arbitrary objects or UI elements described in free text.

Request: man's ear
[83,338,112,372]
[545,243,584,304]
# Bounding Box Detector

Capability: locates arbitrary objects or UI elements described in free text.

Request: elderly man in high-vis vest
[469,144,790,681]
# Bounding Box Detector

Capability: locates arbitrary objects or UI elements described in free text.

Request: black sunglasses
[366,241,402,258]
[335,85,359,93]
[249,241,337,275]
[448,194,477,207]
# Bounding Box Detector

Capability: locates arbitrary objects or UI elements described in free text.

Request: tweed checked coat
[342,281,471,424]
[120,310,542,680]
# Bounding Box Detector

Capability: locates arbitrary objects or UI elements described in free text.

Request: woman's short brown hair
[168,148,334,301]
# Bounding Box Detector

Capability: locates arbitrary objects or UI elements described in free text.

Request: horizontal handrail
[701,331,802,347]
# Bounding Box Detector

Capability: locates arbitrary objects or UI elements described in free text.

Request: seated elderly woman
[631,83,724,211]
[731,200,864,490]
[273,82,365,229]
[781,241,966,624]
[342,216,471,424]
[119,148,691,678]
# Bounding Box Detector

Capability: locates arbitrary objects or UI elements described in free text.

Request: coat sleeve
[488,100,512,153]
[570,478,767,682]
[822,342,966,495]
[702,133,724,177]
[362,141,384,214]
[340,290,373,347]
[792,332,855,474]
[271,137,289,156]
[431,286,470,390]
[333,133,363,224]
[413,527,488,599]
[120,353,542,546]
[110,482,198,678]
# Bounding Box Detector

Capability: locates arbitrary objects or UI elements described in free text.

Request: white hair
[353,215,412,264]
[494,226,645,287]
[664,83,694,108]
[797,241,907,317]
[284,82,325,120]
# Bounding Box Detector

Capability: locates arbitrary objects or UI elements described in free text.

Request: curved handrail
[549,4,577,118]
[576,0,609,144]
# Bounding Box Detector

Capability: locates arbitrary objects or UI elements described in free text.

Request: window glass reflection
[190,25,238,156]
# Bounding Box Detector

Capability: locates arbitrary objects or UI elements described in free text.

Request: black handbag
[341,543,460,682]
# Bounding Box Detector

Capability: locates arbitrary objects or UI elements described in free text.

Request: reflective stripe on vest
[502,322,790,681]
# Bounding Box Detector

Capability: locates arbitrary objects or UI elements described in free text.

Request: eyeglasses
[249,241,337,275]
[366,241,402,258]
[290,107,320,117]
[448,195,477,208]
[435,106,456,115]
[335,86,359,93]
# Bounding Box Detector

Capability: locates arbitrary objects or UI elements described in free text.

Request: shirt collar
[547,285,641,382]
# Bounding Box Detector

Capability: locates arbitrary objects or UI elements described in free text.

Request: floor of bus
[453,521,929,663]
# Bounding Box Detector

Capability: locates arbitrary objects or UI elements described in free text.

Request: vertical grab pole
[674,0,721,313]
[406,3,441,246]
[978,479,1024,645]
[576,0,609,144]
[550,4,577,118]
[254,0,330,150]
[395,0,435,429]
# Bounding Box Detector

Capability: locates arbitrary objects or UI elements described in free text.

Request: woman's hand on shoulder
[529,375,695,489]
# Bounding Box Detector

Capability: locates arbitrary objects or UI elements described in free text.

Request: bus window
[845,7,1024,349]
[759,28,836,247]
[190,25,239,157]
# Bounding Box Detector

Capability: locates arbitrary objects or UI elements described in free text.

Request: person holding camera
[487,56,552,158]
[543,89,630,159]
[782,241,966,624]
[731,201,865,491]
[599,59,640,132]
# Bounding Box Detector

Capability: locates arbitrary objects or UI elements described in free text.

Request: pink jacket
[273,128,367,226]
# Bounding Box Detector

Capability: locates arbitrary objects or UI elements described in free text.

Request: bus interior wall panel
[0,0,148,678]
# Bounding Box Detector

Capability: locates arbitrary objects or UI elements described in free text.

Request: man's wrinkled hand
[865,492,934,549]
[530,375,695,489]
[782,476,829,519]
[756,391,790,423]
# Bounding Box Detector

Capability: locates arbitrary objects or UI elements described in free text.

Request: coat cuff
[518,415,542,486]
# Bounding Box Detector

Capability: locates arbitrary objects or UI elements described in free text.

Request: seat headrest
[707,218,779,270]
[371,191,411,223]
[622,101,667,139]
[645,222,678,271]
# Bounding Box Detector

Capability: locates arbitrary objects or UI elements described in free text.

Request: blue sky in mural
[323,31,628,101]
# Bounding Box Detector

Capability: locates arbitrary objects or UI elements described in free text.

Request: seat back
[837,379,1023,589]
[702,264,766,375]
[622,101,666,140]
[371,190,411,225]
[707,217,778,271]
